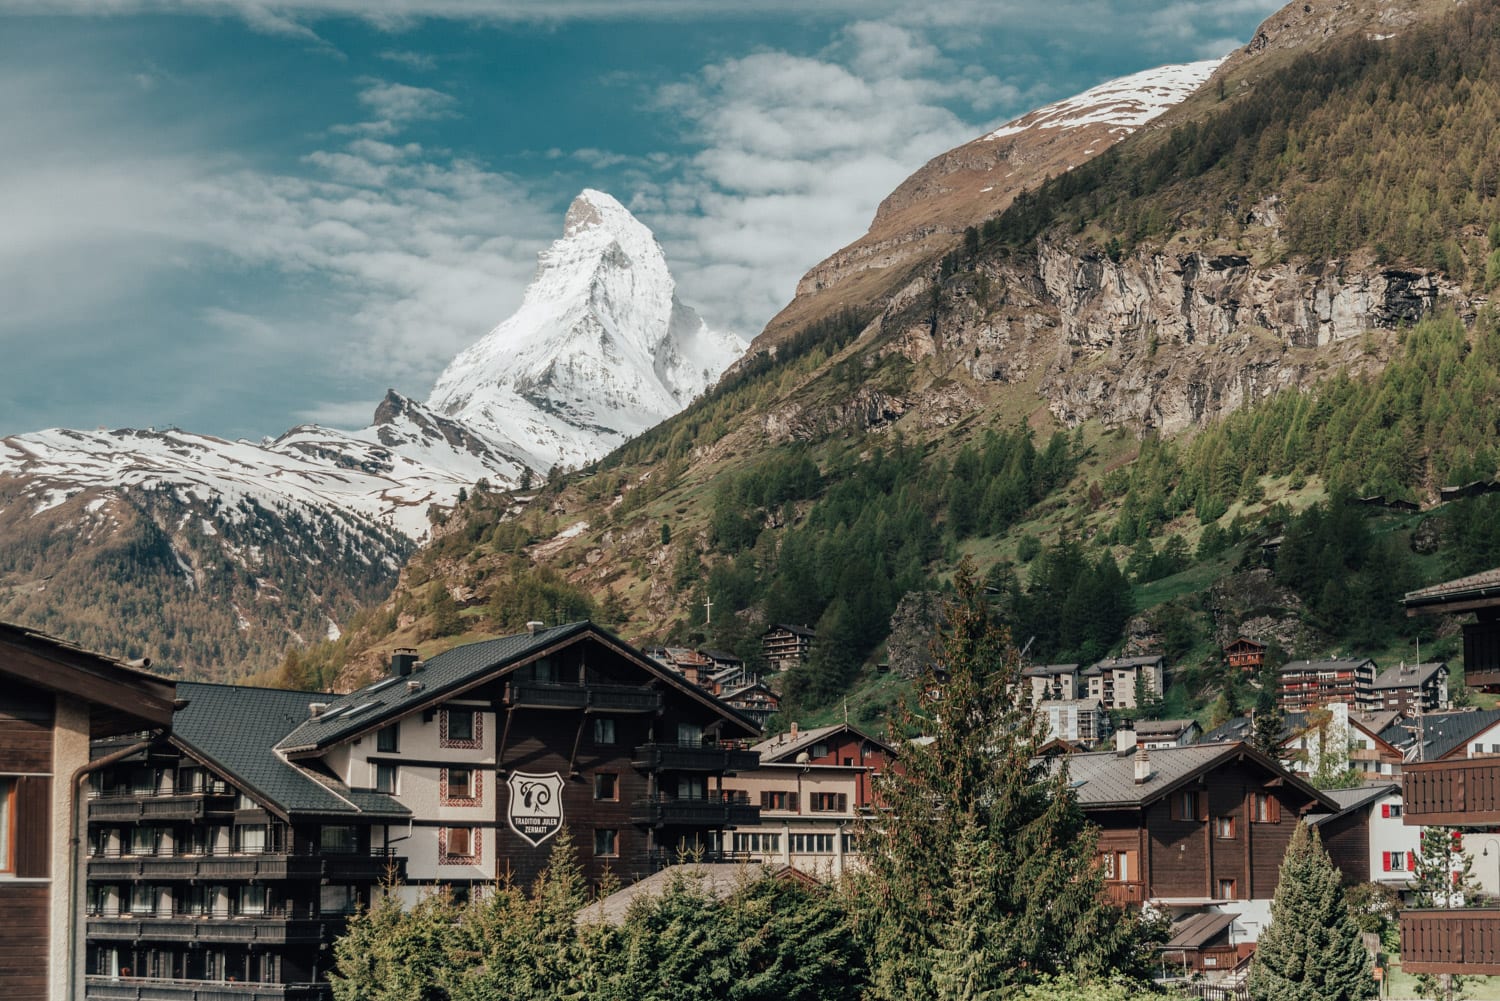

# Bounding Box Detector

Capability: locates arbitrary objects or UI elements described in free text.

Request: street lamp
[1479,838,1500,902]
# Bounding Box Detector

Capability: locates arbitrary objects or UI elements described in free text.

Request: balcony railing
[1401,757,1500,826]
[87,850,401,883]
[506,682,662,714]
[1400,908,1500,974]
[86,977,327,1001]
[86,915,333,945]
[632,743,759,773]
[1103,880,1146,906]
[89,794,237,822]
[631,794,760,828]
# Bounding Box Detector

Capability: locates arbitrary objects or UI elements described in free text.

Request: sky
[0,0,1285,440]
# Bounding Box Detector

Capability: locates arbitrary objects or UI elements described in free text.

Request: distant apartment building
[761,625,815,672]
[1022,663,1081,703]
[1370,661,1449,714]
[1038,699,1108,745]
[1083,655,1165,711]
[1276,657,1378,712]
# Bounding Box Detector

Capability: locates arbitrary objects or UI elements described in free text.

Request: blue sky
[0,0,1283,440]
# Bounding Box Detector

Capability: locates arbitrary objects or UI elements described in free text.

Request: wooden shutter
[837,793,848,813]
[15,775,51,878]
[1381,803,1390,818]
[1268,795,1281,824]
[1408,851,1417,870]
[1199,792,1209,822]
[788,792,799,812]
[1382,852,1391,872]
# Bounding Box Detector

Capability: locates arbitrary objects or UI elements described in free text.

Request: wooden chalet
[1068,742,1338,941]
[1224,638,1266,674]
[718,681,779,731]
[1203,708,1405,780]
[0,621,177,1001]
[1404,567,1500,690]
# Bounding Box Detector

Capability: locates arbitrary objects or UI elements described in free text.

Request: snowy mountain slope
[983,60,1224,141]
[428,189,746,472]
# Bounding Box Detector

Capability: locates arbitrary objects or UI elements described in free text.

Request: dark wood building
[1224,638,1266,674]
[0,621,177,1001]
[761,625,814,673]
[1404,567,1500,690]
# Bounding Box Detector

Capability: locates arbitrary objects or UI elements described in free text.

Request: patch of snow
[85,497,107,513]
[984,59,1224,142]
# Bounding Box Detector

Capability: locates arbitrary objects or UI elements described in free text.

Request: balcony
[87,850,402,883]
[1400,908,1500,974]
[632,743,758,773]
[507,682,662,714]
[86,979,327,1001]
[631,794,760,828]
[89,794,236,822]
[1402,757,1500,826]
[1103,880,1146,906]
[86,915,332,946]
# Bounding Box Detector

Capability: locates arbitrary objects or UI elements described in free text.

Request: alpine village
[20,1,1500,999]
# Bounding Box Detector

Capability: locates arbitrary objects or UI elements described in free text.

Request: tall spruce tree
[1247,823,1375,1001]
[854,558,1152,1000]
[1250,684,1285,759]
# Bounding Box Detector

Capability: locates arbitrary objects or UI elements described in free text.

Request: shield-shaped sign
[506,771,566,847]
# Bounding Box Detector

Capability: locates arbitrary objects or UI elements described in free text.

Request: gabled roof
[0,620,178,736]
[764,623,816,638]
[752,722,897,763]
[1404,568,1500,611]
[1379,708,1500,761]
[1061,742,1338,812]
[1225,637,1267,650]
[701,649,743,664]
[1278,657,1374,674]
[1134,718,1199,738]
[1306,782,1400,827]
[722,681,778,701]
[1371,662,1447,690]
[276,621,759,754]
[1090,655,1164,671]
[1203,710,1403,756]
[173,682,408,821]
[1165,911,1238,950]
[1023,663,1081,678]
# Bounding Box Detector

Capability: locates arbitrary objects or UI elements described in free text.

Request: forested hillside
[286,0,1500,731]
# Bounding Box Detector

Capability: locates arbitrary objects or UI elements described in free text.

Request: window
[676,722,704,746]
[448,769,473,800]
[1380,802,1404,819]
[732,832,781,853]
[789,833,834,854]
[594,829,619,857]
[1382,851,1414,872]
[1215,878,1237,900]
[811,792,849,813]
[442,708,479,748]
[1173,791,1202,822]
[321,884,359,915]
[131,826,160,856]
[1214,816,1236,839]
[238,885,268,916]
[320,826,358,853]
[236,825,267,855]
[376,725,399,753]
[1250,793,1280,824]
[811,743,829,758]
[594,773,618,801]
[760,790,798,812]
[374,763,398,795]
[678,775,706,801]
[443,827,478,861]
[0,779,11,873]
[130,884,157,916]
[593,718,617,745]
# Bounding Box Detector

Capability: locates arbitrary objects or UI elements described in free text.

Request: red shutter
[1409,851,1417,870]
[1383,852,1392,872]
[1381,804,1390,818]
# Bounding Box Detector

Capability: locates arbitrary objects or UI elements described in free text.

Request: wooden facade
[1401,907,1500,974]
[761,625,814,672]
[1224,638,1266,674]
[0,691,56,1000]
[1401,756,1500,826]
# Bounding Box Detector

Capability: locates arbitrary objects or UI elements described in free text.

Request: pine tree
[1247,823,1375,1001]
[1251,686,1285,759]
[855,558,1152,1000]
[331,883,460,1001]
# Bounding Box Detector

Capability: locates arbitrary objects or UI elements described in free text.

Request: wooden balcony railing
[1400,908,1500,974]
[85,978,328,1001]
[1402,757,1500,826]
[1103,880,1146,906]
[632,743,758,773]
[87,850,401,883]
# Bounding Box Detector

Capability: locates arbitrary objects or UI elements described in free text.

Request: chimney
[406,679,423,694]
[1134,746,1153,784]
[1115,729,1137,755]
[526,620,545,636]
[390,648,418,678]
[790,721,799,740]
[308,702,329,719]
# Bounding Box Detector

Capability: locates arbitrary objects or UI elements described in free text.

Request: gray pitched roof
[277,621,759,754]
[1306,782,1399,826]
[1060,742,1337,812]
[1404,568,1500,609]
[1278,658,1373,674]
[1023,663,1080,678]
[1134,719,1198,737]
[1090,655,1164,670]
[751,722,896,762]
[1165,911,1238,950]
[173,682,408,820]
[1371,662,1447,690]
[1379,708,1500,760]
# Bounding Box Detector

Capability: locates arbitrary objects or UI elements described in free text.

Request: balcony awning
[1164,911,1239,951]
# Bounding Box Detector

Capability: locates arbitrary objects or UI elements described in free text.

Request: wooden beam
[0,642,175,726]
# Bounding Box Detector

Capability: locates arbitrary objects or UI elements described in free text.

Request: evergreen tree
[855,558,1152,999]
[331,883,460,1001]
[1251,686,1285,759]
[1247,823,1375,1001]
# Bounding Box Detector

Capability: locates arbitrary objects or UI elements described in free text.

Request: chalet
[84,683,407,1001]
[1132,719,1202,749]
[761,625,815,672]
[1069,742,1338,945]
[1304,782,1416,893]
[1379,707,1500,762]
[1203,708,1405,780]
[1224,638,1266,674]
[1082,655,1165,711]
[1022,663,1081,703]
[718,681,780,731]
[0,621,177,1001]
[1276,657,1378,712]
[719,723,896,877]
[1403,567,1500,690]
[1038,699,1108,745]
[647,646,716,688]
[1369,661,1449,714]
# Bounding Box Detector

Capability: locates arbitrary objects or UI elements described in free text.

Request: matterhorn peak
[427,190,746,473]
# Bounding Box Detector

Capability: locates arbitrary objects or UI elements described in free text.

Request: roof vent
[407,679,423,693]
[526,620,545,635]
[309,702,329,719]
[390,648,419,677]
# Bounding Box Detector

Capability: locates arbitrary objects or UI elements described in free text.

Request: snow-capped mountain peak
[984,59,1224,142]
[426,190,745,473]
